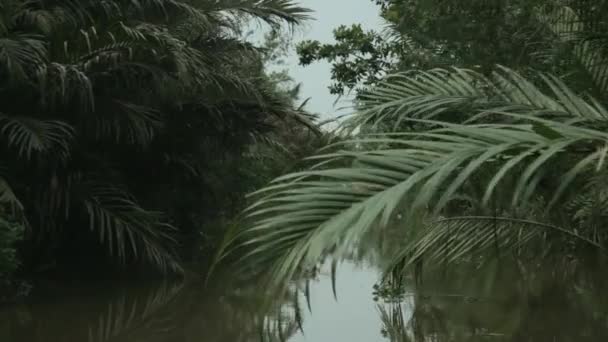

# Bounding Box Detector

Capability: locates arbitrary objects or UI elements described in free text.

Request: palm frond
[349,66,608,133]
[0,33,47,82]
[564,170,608,241]
[81,181,182,274]
[88,101,163,146]
[390,216,601,272]
[0,112,73,159]
[537,5,608,94]
[11,6,58,34]
[222,67,608,288]
[37,62,95,112]
[209,0,312,27]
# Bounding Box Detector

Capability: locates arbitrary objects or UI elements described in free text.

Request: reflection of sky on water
[290,261,403,342]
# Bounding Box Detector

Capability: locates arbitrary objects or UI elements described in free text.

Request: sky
[278,0,384,120]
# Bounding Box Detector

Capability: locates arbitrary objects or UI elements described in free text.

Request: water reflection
[290,262,384,342]
[0,276,294,342]
[1,254,607,341]
[374,261,608,341]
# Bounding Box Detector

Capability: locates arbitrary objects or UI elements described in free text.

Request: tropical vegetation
[1,276,299,342]
[220,0,608,292]
[4,0,608,340]
[0,0,321,287]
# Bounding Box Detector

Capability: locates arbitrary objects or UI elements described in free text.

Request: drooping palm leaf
[81,181,182,273]
[87,101,163,146]
[0,33,46,82]
[221,67,608,288]
[348,66,608,133]
[389,216,602,272]
[37,62,95,112]
[206,0,313,27]
[0,113,73,159]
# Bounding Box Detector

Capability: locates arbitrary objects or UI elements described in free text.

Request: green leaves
[0,0,316,274]
[88,101,163,146]
[0,33,46,82]
[296,23,398,95]
[220,0,313,26]
[82,182,182,274]
[390,216,602,271]
[224,66,608,288]
[0,216,23,276]
[350,66,608,133]
[0,113,73,159]
[538,4,608,94]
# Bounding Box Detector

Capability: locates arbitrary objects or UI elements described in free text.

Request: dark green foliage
[0,0,316,275]
[0,213,28,303]
[0,216,22,277]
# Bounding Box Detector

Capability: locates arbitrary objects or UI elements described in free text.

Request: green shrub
[0,217,23,277]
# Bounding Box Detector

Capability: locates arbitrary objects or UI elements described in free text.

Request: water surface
[1,258,607,341]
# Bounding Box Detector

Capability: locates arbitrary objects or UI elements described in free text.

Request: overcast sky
[279,0,384,120]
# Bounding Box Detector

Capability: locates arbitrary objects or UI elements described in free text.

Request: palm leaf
[0,33,46,82]
[349,66,608,133]
[37,62,95,112]
[81,181,182,274]
[0,112,73,159]
[88,101,163,146]
[390,216,602,272]
[537,5,608,94]
[221,67,608,289]
[208,0,313,27]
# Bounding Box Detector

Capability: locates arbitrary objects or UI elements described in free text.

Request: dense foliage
[0,214,25,302]
[297,0,608,96]
[0,0,319,277]
[221,0,608,290]
[0,217,22,277]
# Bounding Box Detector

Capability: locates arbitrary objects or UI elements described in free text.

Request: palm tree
[219,1,608,288]
[0,0,314,273]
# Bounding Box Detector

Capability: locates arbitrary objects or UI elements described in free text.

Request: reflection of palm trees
[350,220,608,342]
[375,262,608,342]
[0,276,299,342]
[378,303,412,342]
[86,281,183,342]
[0,281,184,342]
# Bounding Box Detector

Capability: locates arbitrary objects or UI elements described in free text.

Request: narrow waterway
[1,257,607,341]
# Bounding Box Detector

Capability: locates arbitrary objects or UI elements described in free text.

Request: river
[1,256,608,341]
